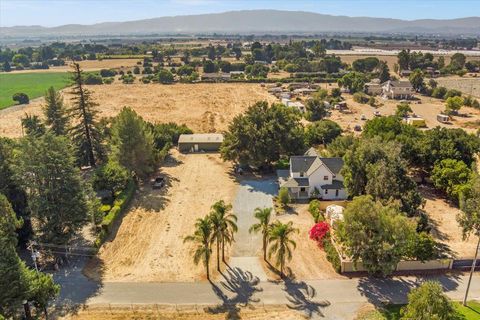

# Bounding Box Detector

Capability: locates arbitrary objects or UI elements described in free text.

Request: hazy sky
[1,0,478,27]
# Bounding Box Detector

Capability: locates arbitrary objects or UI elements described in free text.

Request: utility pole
[463,234,480,306]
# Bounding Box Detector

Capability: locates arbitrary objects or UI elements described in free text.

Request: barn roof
[178,134,224,144]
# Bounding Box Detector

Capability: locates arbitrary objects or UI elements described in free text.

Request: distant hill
[1,10,479,37]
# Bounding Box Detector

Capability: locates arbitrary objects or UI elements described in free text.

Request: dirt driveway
[85,150,238,282]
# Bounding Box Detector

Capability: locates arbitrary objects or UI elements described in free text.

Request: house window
[335,190,339,197]
[323,176,328,180]
[300,172,304,177]
[300,187,306,192]
[325,189,328,194]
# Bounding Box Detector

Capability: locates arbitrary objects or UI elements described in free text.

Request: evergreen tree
[43,86,69,135]
[21,114,46,137]
[0,138,31,243]
[68,63,103,167]
[111,107,157,178]
[14,133,90,244]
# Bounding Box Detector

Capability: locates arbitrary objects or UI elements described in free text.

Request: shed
[405,117,426,127]
[178,134,224,153]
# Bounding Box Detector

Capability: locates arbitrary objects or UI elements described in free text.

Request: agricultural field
[0,82,276,137]
[0,72,70,109]
[84,150,238,282]
[437,77,480,99]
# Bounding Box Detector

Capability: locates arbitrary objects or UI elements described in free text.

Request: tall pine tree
[43,86,69,135]
[68,63,103,167]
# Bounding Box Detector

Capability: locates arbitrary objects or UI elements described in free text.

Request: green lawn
[0,72,71,109]
[359,301,480,320]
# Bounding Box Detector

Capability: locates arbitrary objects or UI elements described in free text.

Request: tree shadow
[205,267,263,320]
[282,277,330,318]
[357,273,461,306]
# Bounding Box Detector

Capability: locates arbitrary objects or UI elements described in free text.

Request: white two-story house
[279,148,347,200]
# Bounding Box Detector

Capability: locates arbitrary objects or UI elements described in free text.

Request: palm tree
[210,200,237,270]
[249,207,273,261]
[268,221,298,278]
[184,217,213,280]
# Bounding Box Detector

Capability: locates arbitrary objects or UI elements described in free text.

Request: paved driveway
[230,178,277,281]
[232,178,278,257]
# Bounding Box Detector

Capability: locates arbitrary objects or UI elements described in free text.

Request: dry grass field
[61,306,306,320]
[262,204,344,280]
[0,83,275,138]
[84,150,238,282]
[436,77,480,98]
[4,59,141,74]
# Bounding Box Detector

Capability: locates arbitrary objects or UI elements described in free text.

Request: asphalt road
[60,272,480,320]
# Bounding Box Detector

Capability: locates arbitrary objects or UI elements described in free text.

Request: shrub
[133,66,140,74]
[278,187,290,206]
[84,73,103,85]
[96,179,136,247]
[158,69,174,84]
[308,199,324,222]
[444,89,462,99]
[100,69,116,77]
[323,236,341,273]
[353,92,369,104]
[407,232,439,261]
[309,222,330,244]
[12,92,29,104]
[103,77,114,84]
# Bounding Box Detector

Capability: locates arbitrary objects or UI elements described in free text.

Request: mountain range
[1,10,479,37]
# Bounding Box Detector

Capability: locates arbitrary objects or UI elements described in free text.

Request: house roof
[282,177,309,188]
[290,156,317,173]
[178,134,224,144]
[319,158,344,175]
[389,80,413,88]
[320,179,344,189]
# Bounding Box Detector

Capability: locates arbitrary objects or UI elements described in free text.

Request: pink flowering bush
[309,222,330,246]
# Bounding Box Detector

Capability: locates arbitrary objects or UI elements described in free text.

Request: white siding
[308,164,332,194]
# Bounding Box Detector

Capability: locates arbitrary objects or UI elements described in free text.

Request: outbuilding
[178,133,224,153]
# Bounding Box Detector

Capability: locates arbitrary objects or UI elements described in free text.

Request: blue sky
[1,0,478,27]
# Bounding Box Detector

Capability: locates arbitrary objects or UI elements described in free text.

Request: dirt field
[3,59,141,74]
[60,306,306,320]
[262,204,344,280]
[0,83,275,138]
[419,185,477,259]
[310,83,480,134]
[84,150,238,282]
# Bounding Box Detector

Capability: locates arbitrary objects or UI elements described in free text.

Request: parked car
[360,114,367,120]
[373,111,381,117]
[354,125,362,132]
[152,177,165,189]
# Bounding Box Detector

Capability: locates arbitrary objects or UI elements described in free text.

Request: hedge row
[322,236,341,273]
[94,179,136,247]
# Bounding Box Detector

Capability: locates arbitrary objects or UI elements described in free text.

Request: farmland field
[0,82,275,137]
[0,72,71,109]
[437,77,480,98]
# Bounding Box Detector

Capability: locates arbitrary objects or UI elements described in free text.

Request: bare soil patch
[84,150,238,282]
[0,83,275,138]
[437,77,480,99]
[419,185,477,259]
[262,204,344,280]
[326,91,480,134]
[61,306,305,320]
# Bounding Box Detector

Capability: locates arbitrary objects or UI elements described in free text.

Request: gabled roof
[388,80,413,88]
[319,158,344,175]
[282,177,309,188]
[290,156,317,173]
